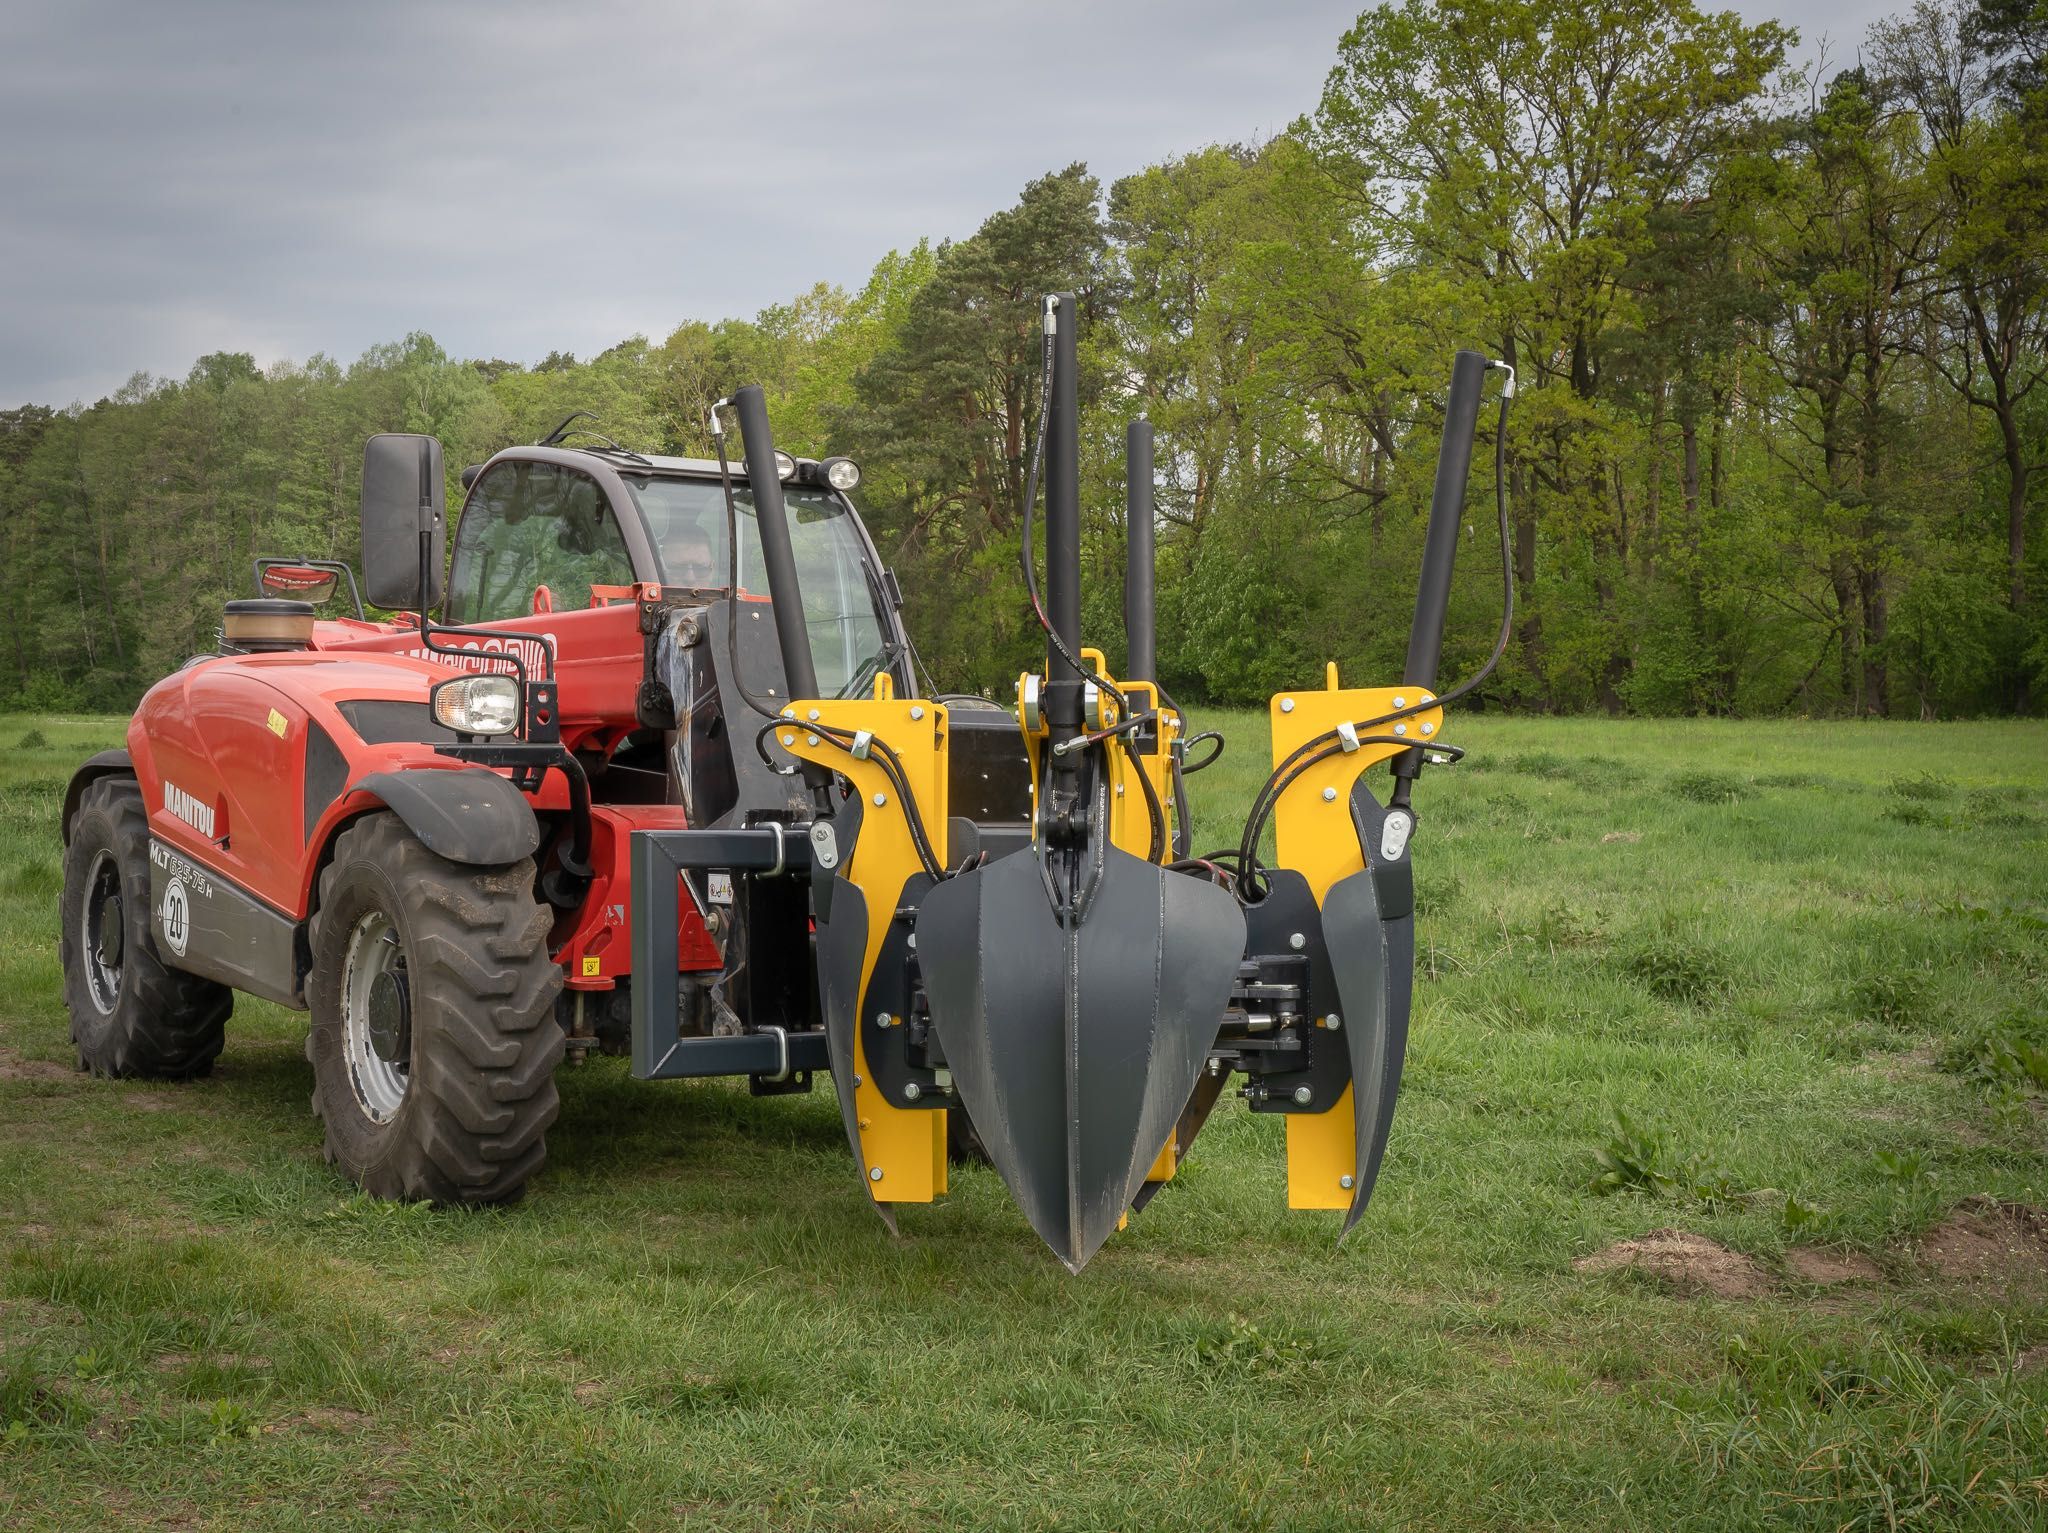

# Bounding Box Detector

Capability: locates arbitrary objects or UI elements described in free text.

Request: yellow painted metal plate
[783,696,950,1204]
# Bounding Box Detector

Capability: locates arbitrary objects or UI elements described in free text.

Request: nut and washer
[1339,1173,1355,1190]
[1288,932,1305,951]
[1325,1013,1342,1031]
[910,705,925,720]
[1279,697,1295,713]
[869,1167,884,1182]
[1322,786,1337,802]
[873,791,888,807]
[903,1083,922,1101]
[1292,1085,1313,1105]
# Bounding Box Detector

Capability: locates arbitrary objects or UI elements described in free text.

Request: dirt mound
[1574,1229,1771,1299]
[1784,1246,1882,1286]
[1914,1197,2048,1296]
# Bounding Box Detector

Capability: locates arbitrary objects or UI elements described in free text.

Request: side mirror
[362,433,446,610]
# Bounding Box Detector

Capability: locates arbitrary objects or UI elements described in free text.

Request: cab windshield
[620,475,893,698]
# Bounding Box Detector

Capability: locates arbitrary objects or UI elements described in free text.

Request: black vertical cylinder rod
[731,385,833,805]
[1391,348,1487,803]
[1403,348,1488,692]
[732,385,821,704]
[1044,294,1083,739]
[1124,418,1156,683]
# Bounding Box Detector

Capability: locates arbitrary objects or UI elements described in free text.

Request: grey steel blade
[916,853,1067,1254]
[920,847,1244,1271]
[813,873,895,1233]
[1319,867,1412,1236]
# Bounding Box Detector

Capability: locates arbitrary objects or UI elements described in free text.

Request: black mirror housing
[362,433,446,611]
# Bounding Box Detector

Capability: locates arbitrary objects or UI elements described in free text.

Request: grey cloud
[2,0,1905,407]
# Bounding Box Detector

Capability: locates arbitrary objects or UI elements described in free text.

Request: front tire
[306,813,563,1204]
[60,778,231,1078]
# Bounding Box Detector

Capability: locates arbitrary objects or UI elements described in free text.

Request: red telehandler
[59,296,1511,1269]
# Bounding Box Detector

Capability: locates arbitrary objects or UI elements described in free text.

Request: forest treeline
[3,0,2044,717]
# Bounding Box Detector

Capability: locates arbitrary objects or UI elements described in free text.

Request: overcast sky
[1,0,1901,409]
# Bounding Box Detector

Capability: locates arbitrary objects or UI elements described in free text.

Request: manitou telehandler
[59,295,1510,1270]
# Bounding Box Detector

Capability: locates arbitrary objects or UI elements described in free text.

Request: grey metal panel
[147,838,302,1008]
[630,829,683,1081]
[634,1030,828,1080]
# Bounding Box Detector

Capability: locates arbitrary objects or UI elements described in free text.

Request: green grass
[3,710,2046,1529]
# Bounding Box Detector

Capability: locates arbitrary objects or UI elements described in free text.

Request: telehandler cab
[59,295,1511,1270]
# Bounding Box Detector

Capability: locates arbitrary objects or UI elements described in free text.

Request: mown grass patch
[0,712,2044,1529]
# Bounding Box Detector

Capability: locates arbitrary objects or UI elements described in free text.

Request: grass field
[2,709,2046,1530]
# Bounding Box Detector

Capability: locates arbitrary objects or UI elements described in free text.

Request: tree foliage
[2,0,2043,717]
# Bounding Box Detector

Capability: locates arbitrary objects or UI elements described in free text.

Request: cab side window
[445,462,635,624]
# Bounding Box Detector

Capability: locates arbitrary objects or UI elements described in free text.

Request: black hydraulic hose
[1234,735,1466,901]
[556,750,593,875]
[1119,732,1167,866]
[802,721,947,882]
[1230,372,1511,904]
[1169,748,1193,860]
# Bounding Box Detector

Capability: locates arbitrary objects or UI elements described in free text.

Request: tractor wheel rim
[341,909,410,1123]
[80,848,124,1015]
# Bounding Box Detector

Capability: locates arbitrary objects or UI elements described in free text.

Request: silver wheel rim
[341,909,409,1123]
[80,848,123,1015]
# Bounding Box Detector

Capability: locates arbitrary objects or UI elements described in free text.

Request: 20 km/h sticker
[159,877,190,956]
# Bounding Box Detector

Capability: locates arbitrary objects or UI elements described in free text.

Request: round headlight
[821,456,861,492]
[773,450,796,482]
[431,674,521,736]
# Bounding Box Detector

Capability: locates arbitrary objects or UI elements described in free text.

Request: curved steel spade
[918,844,1244,1271]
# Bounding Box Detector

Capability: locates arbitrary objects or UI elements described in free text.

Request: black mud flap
[919,846,1245,1271]
[812,872,897,1234]
[1320,777,1419,1237]
[1320,868,1405,1235]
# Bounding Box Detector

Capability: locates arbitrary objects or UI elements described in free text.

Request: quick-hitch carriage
[632,298,1513,1270]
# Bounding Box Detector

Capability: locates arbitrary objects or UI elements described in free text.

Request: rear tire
[60,778,231,1078]
[306,813,563,1204]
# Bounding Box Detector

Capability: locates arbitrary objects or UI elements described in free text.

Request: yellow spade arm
[780,676,948,1206]
[1268,663,1441,1209]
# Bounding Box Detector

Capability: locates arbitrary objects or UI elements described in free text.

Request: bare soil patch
[279,1406,370,1434]
[0,1047,76,1082]
[1783,1246,1882,1286]
[1573,1229,1772,1299]
[1913,1197,2048,1297]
